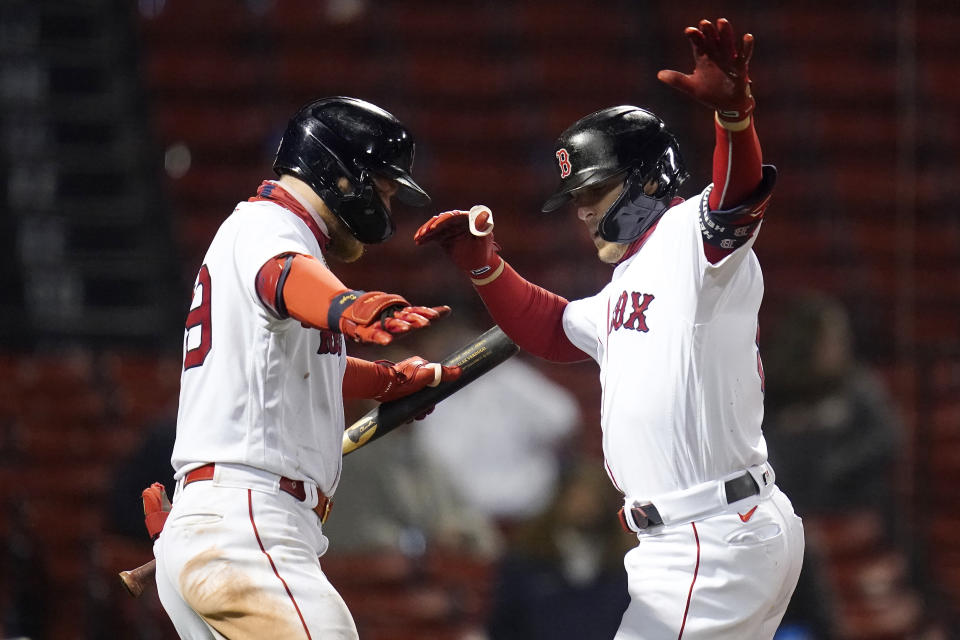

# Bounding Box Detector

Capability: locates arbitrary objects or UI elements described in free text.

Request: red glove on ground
[657,18,755,124]
[414,208,503,282]
[336,291,452,345]
[142,482,171,541]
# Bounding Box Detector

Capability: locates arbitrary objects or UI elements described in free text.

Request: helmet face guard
[597,146,686,243]
[332,169,396,245]
[273,97,430,244]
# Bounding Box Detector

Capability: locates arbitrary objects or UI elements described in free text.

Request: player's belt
[184,463,333,523]
[618,467,768,533]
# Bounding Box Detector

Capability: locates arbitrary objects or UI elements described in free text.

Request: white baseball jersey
[172,184,346,494]
[562,185,767,501]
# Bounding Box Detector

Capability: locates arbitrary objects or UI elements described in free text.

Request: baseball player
[152,97,460,639]
[416,19,804,639]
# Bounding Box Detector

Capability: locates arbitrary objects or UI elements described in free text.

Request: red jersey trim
[677,522,701,639]
[616,196,683,264]
[249,181,330,252]
[247,490,313,639]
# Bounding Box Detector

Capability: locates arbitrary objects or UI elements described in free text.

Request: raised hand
[414,206,502,281]
[657,18,755,123]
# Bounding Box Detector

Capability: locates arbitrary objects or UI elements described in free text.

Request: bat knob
[425,362,443,387]
[468,205,494,236]
[119,570,145,598]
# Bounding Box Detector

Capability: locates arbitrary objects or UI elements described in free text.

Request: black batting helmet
[273,97,430,244]
[542,106,687,243]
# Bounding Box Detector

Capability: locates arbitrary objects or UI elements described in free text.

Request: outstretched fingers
[716,18,737,63]
[383,305,452,334]
[656,68,694,93]
[739,33,755,68]
[414,211,470,245]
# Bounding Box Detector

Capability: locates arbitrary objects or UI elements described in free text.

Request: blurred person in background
[411,321,581,527]
[763,292,904,639]
[487,458,633,640]
[107,412,177,541]
[322,320,576,635]
[323,319,578,554]
[763,292,901,515]
[321,418,501,559]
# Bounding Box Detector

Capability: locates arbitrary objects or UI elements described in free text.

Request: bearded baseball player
[152,97,460,639]
[416,18,804,639]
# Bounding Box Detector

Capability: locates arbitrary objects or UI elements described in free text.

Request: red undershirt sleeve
[342,357,393,399]
[709,116,763,211]
[472,261,588,363]
[702,116,773,263]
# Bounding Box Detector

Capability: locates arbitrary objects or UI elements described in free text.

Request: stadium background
[0,0,958,638]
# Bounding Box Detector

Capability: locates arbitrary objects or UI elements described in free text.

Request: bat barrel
[342,326,518,454]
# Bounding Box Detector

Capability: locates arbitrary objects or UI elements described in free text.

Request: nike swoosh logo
[738,506,758,522]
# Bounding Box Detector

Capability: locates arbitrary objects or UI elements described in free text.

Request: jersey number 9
[184,265,212,370]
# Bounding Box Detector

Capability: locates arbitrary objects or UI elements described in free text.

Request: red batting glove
[414,209,502,281]
[338,291,452,345]
[374,356,462,403]
[657,18,755,123]
[142,482,171,541]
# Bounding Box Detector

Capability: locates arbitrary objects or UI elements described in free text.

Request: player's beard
[326,228,365,263]
[316,205,366,263]
[594,236,629,264]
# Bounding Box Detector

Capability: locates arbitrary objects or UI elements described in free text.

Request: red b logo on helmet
[556,148,572,179]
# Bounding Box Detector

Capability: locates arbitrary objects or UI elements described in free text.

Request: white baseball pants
[153,466,357,639]
[615,486,804,639]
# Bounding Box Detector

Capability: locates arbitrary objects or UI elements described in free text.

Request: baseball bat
[119,563,152,598]
[120,326,518,597]
[341,325,518,454]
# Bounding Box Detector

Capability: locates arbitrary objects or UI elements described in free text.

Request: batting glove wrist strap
[470,256,506,286]
[715,111,752,131]
[414,208,501,274]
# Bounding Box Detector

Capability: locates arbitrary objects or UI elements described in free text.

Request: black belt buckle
[724,472,760,504]
[622,502,663,530]
[618,503,663,532]
[633,503,662,529]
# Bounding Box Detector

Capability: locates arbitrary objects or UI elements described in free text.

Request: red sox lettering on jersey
[317,329,342,355]
[609,291,654,334]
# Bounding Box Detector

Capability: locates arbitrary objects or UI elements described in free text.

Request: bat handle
[119,558,156,598]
